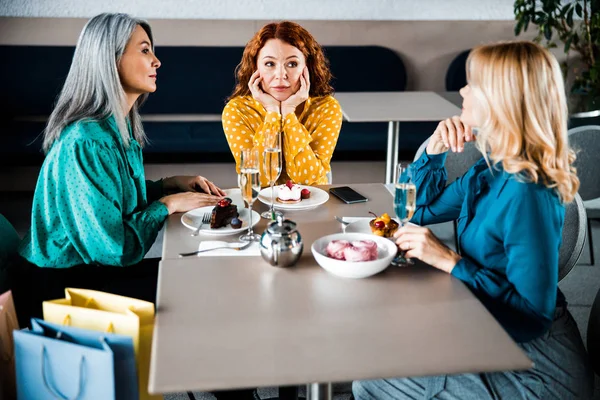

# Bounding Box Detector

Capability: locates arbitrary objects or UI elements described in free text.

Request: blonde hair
[466,41,579,203]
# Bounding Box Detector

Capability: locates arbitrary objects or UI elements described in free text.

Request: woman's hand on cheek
[426,116,474,155]
[249,70,280,113]
[281,67,310,116]
[393,224,461,274]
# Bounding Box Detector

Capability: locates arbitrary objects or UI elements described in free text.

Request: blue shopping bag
[13,318,139,400]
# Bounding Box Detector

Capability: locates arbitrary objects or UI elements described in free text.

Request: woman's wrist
[266,105,281,114]
[426,141,449,155]
[281,105,296,117]
[159,196,174,215]
[439,253,461,274]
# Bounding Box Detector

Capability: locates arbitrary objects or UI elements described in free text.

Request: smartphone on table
[329,186,369,204]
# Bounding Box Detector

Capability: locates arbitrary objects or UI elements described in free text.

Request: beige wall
[0,17,538,91]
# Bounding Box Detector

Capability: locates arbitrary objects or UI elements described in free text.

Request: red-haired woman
[222,21,342,187]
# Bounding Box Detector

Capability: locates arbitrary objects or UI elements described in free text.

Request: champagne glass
[261,132,283,220]
[239,148,261,242]
[393,162,417,266]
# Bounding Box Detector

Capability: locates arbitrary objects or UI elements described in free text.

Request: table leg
[386,121,400,184]
[306,383,332,400]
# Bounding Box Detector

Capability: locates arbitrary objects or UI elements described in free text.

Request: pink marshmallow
[351,240,378,260]
[343,246,375,262]
[326,240,350,260]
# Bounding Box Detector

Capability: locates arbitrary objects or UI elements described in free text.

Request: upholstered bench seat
[1,44,437,165]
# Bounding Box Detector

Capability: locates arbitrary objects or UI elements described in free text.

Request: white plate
[181,207,260,236]
[257,186,329,210]
[180,188,260,236]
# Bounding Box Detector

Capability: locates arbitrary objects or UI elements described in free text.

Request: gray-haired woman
[14,13,224,323]
[11,13,259,400]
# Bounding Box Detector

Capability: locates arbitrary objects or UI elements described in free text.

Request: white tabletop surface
[335,91,461,122]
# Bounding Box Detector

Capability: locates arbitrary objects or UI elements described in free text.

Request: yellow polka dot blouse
[222,95,343,187]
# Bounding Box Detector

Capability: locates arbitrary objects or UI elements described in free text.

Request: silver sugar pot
[259,215,303,267]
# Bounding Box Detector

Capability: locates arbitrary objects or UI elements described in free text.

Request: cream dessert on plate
[276,180,311,204]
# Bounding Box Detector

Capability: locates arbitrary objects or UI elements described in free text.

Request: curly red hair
[229,21,333,100]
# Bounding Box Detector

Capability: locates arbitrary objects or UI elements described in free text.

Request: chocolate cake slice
[210,203,239,229]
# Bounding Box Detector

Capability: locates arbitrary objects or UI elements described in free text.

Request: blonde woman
[353,41,593,399]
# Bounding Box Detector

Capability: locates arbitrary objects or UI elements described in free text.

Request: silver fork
[191,213,211,237]
[179,241,253,257]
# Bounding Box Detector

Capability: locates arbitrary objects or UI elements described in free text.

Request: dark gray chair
[0,214,20,293]
[559,193,587,281]
[414,138,482,185]
[568,125,600,265]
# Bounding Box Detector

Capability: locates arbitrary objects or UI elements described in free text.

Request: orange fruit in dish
[368,212,399,238]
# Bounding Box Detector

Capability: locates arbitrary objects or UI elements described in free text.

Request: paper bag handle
[0,304,18,362]
[61,314,114,333]
[42,345,86,400]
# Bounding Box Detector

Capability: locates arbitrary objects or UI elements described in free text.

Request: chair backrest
[0,214,20,293]
[0,214,20,267]
[326,170,333,184]
[568,125,600,201]
[414,138,482,185]
[558,193,587,281]
[445,50,470,91]
[588,284,600,375]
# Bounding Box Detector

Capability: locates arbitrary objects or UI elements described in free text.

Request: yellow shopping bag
[43,288,161,400]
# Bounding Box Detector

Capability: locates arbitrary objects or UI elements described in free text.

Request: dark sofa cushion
[142,45,407,114]
[1,45,419,164]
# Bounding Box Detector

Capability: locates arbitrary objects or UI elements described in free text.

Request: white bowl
[311,233,397,279]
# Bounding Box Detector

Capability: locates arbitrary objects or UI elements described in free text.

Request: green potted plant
[514,0,599,116]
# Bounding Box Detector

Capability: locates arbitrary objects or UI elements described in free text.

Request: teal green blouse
[19,117,169,268]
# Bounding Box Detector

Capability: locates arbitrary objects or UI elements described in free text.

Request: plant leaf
[567,7,575,27]
[564,34,574,52]
[544,23,553,40]
[559,2,571,17]
[515,19,525,35]
[575,3,583,18]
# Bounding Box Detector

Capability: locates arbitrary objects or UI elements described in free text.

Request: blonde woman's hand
[163,176,227,196]
[249,70,280,113]
[426,116,474,155]
[281,67,310,117]
[393,224,461,274]
[159,192,223,215]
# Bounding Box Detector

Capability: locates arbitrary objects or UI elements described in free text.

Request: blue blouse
[410,151,566,343]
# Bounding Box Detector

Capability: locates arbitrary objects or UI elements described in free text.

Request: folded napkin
[195,240,261,257]
[340,217,371,224]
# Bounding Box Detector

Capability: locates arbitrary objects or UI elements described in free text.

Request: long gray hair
[43,13,153,152]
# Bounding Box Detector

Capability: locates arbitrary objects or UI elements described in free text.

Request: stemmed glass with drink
[238,148,261,242]
[393,162,417,266]
[261,132,283,220]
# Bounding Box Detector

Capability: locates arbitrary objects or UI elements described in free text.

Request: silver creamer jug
[259,215,303,267]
